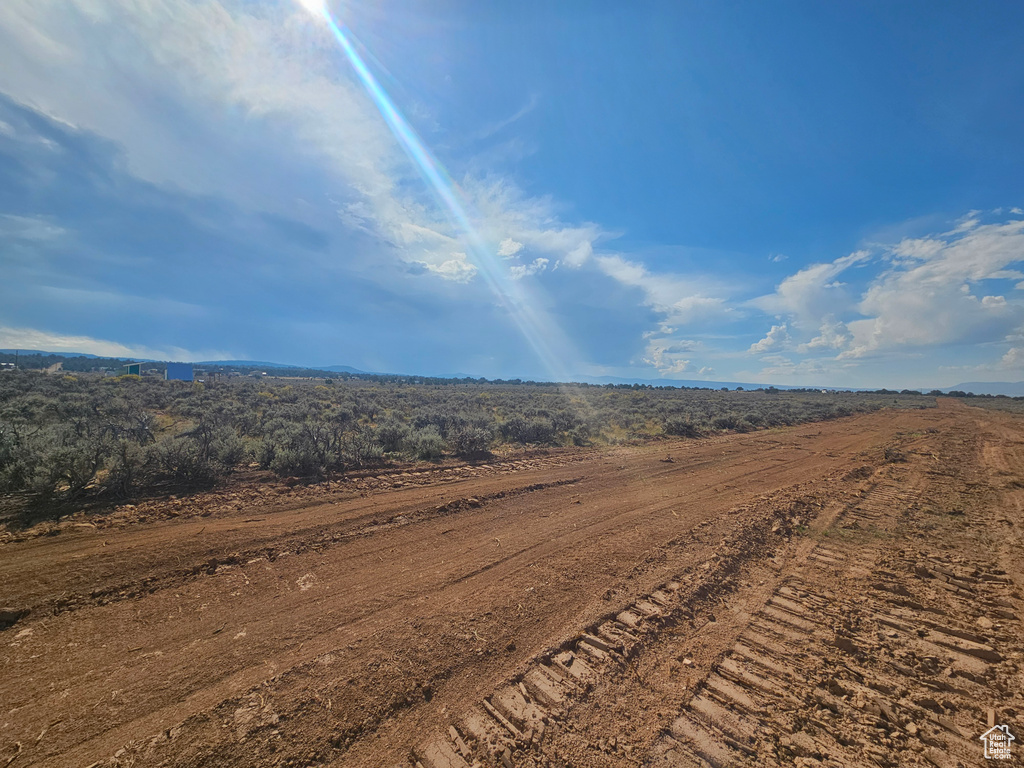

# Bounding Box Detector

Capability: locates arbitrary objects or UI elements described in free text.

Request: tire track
[397,485,849,768]
[399,424,1023,768]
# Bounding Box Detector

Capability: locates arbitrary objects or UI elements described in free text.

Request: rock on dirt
[0,607,27,629]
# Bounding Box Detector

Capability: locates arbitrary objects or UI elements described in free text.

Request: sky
[1,0,1024,388]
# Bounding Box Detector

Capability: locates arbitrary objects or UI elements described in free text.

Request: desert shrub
[711,414,741,431]
[270,447,321,477]
[0,368,935,510]
[413,409,467,438]
[340,427,383,466]
[499,416,556,445]
[449,426,492,459]
[208,426,245,468]
[374,417,409,453]
[151,436,217,486]
[266,422,334,477]
[0,423,32,492]
[664,417,702,438]
[406,426,445,460]
[253,438,277,470]
[106,440,150,497]
[569,424,591,446]
[30,427,110,498]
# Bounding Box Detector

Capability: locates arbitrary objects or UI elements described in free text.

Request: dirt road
[2,400,1022,767]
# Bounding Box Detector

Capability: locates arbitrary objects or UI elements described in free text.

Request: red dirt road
[2,401,1022,767]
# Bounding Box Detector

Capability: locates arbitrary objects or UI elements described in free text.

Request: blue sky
[1,0,1023,387]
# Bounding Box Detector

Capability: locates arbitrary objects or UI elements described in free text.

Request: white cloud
[564,241,593,267]
[749,216,1024,368]
[798,317,853,352]
[948,211,982,234]
[891,237,945,261]
[1001,347,1024,369]
[595,254,729,325]
[769,253,788,263]
[750,250,870,328]
[590,253,730,376]
[0,0,609,285]
[423,254,477,282]
[508,257,549,280]
[749,324,791,353]
[842,219,1024,357]
[0,325,231,361]
[497,238,524,258]
[641,338,701,375]
[466,177,605,268]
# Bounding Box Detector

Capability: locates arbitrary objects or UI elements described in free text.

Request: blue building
[165,362,194,381]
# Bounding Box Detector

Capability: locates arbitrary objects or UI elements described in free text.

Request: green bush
[449,426,492,459]
[374,418,409,453]
[406,426,445,460]
[664,417,702,438]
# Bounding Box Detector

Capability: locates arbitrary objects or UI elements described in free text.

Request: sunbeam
[294,0,579,382]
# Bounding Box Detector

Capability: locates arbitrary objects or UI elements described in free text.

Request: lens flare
[295,0,328,20]
[296,0,579,382]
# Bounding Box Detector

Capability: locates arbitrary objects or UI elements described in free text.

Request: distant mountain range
[940,381,1024,397]
[1,349,104,358]
[6,349,1024,395]
[0,351,369,374]
[583,375,867,391]
[196,360,366,374]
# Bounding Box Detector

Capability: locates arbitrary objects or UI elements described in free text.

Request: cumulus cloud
[638,342,696,378]
[842,219,1024,357]
[508,257,549,280]
[423,254,477,282]
[749,215,1024,371]
[890,237,945,262]
[798,317,853,352]
[1001,347,1024,369]
[497,238,524,258]
[642,338,700,375]
[948,211,982,234]
[749,324,791,353]
[750,250,870,328]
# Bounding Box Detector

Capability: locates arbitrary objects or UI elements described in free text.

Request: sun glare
[303,0,579,382]
[295,0,327,21]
